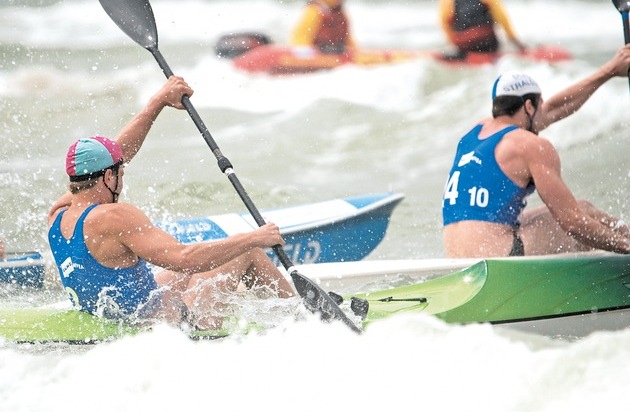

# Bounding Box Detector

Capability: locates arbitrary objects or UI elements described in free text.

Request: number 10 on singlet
[443,171,489,207]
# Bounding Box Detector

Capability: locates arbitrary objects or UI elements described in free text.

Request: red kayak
[231,44,572,75]
[215,32,572,75]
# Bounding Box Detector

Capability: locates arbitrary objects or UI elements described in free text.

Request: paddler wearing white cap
[441,45,630,258]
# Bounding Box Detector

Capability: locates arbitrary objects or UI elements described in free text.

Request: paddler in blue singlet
[438,0,526,59]
[47,76,295,329]
[442,45,630,258]
[291,0,356,54]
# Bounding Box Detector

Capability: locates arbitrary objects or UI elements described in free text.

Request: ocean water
[0,0,629,410]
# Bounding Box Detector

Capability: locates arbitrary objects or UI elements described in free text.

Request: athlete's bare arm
[525,137,629,253]
[85,202,286,272]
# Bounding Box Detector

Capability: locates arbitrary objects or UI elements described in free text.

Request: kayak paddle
[612,0,630,92]
[97,0,362,333]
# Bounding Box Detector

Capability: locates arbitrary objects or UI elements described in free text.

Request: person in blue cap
[48,76,295,329]
[441,45,630,258]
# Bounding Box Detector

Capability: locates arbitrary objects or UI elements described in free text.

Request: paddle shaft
[154,49,360,333]
[152,49,293,269]
[622,11,630,92]
[613,0,630,91]
[97,0,362,333]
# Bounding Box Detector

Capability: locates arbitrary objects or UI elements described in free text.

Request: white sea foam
[0,2,629,408]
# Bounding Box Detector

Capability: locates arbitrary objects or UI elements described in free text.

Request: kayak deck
[349,254,630,337]
[156,192,404,265]
[233,44,572,75]
[2,254,629,343]
[0,307,259,344]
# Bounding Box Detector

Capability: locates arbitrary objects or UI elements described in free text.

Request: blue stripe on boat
[0,252,46,288]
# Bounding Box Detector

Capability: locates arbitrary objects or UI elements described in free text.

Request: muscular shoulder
[521,133,559,162]
[496,129,559,185]
[86,203,153,234]
[48,192,73,225]
[517,134,562,181]
[88,202,141,216]
[500,128,555,156]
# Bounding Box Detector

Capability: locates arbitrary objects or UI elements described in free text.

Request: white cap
[491,71,541,99]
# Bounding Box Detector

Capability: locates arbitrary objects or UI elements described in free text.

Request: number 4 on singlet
[443,171,460,205]
[443,171,490,208]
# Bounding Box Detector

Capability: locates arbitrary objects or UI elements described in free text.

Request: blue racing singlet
[48,204,160,319]
[442,124,535,227]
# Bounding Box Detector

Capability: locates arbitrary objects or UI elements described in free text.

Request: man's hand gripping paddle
[97,0,364,333]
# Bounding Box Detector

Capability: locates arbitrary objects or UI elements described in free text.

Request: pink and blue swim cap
[65,136,124,182]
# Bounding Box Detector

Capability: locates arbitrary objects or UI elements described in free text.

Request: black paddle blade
[98,0,158,51]
[290,272,362,333]
[613,0,630,13]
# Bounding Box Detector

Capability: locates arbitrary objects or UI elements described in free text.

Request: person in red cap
[441,45,630,258]
[48,76,295,329]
